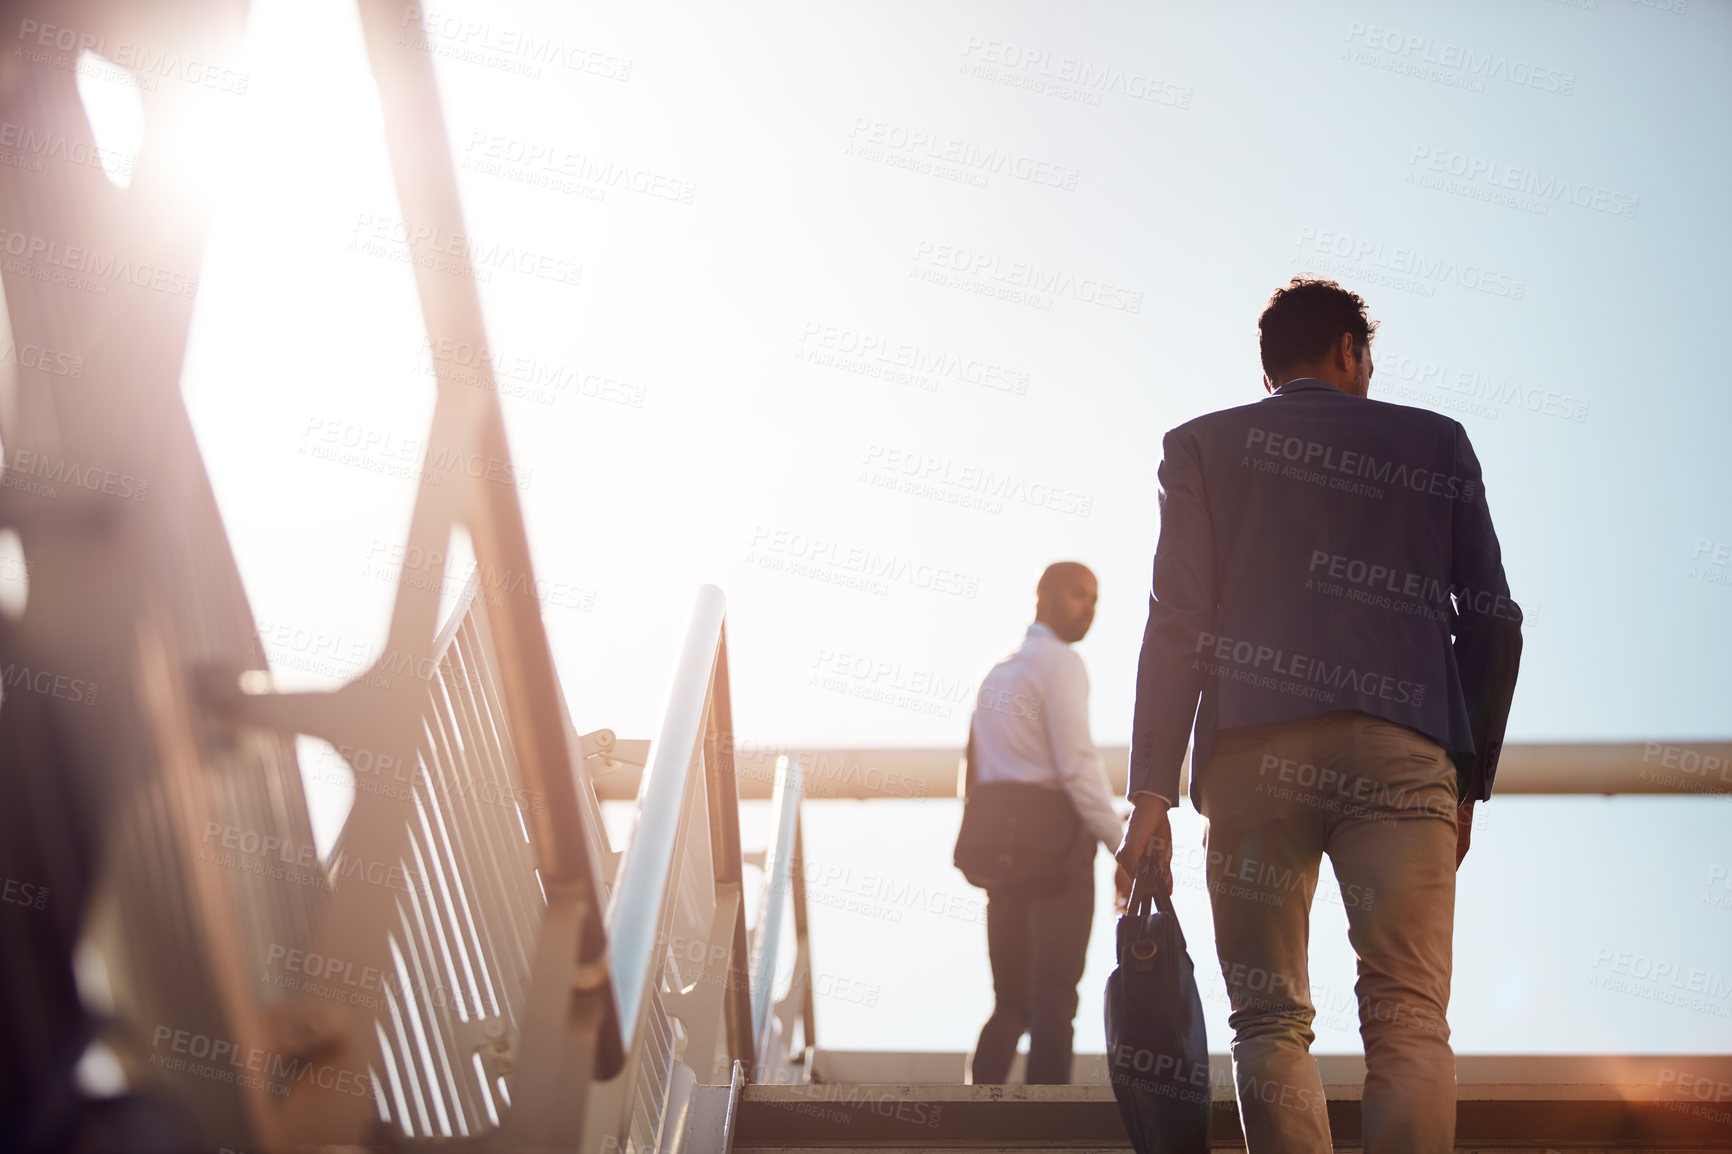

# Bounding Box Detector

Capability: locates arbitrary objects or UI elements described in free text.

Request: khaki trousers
[1197,710,1459,1154]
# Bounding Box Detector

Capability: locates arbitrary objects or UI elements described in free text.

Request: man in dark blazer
[1116,278,1521,1153]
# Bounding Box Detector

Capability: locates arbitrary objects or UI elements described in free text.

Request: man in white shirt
[967,562,1128,1084]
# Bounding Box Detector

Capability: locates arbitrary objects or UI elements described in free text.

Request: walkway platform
[731,1053,1732,1150]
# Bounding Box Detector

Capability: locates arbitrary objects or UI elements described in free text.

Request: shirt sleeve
[1129,426,1216,803]
[1042,647,1124,848]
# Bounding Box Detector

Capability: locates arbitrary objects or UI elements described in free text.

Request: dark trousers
[970,832,1095,1084]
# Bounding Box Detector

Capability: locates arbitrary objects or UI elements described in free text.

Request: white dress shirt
[970,621,1124,848]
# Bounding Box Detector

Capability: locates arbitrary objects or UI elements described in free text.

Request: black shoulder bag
[1104,846,1211,1153]
[952,725,1083,895]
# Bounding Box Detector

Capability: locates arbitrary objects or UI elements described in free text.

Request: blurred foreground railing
[139,567,812,1152]
[0,0,812,1148]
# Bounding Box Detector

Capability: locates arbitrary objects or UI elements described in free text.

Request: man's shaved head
[1037,561,1094,599]
[1035,561,1098,643]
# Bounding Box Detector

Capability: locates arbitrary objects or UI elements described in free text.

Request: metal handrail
[740,755,818,1087]
[752,756,805,1054]
[605,584,730,1056]
[559,586,815,1149]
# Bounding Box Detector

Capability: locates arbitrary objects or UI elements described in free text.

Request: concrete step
[733,1079,1732,1150]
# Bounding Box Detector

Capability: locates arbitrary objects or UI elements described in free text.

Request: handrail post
[792,817,816,1059]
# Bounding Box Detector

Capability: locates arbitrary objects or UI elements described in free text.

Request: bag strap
[961,722,977,797]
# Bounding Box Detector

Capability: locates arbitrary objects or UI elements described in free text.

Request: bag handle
[1127,841,1175,919]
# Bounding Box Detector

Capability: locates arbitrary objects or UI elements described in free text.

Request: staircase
[714,1053,1732,1152]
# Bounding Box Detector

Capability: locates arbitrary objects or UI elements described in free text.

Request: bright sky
[173,0,1732,1056]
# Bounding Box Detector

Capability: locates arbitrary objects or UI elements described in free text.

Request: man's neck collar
[1272,377,1344,396]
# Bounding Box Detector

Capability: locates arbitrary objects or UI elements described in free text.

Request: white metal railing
[751,761,812,1084]
[576,586,816,1152]
[607,586,729,1046]
[166,565,811,1153]
[372,578,818,1149]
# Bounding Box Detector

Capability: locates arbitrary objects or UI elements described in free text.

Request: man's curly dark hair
[1257,277,1379,383]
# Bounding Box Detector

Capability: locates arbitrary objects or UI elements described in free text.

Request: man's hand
[1115,796,1174,896]
[1456,800,1474,869]
[1113,862,1134,914]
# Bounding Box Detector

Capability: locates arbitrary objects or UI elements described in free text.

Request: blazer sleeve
[1129,426,1216,803]
[1448,421,1522,801]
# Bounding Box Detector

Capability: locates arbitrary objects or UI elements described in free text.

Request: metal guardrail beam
[589,741,1732,802]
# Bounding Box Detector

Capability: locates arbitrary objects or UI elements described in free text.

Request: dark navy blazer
[1128,378,1521,807]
